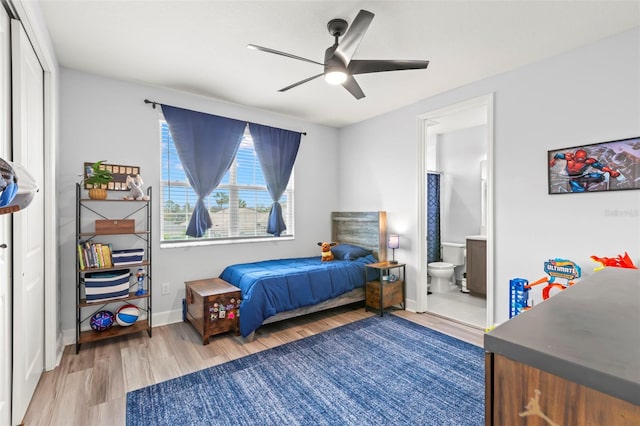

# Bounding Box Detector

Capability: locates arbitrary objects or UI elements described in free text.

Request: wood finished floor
[22,307,484,425]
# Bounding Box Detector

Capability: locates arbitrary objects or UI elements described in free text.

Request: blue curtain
[248,123,301,236]
[161,105,246,238]
[427,173,441,263]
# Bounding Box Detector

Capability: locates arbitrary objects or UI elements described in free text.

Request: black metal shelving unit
[75,183,152,353]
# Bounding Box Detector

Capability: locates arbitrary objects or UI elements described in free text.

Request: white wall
[58,69,340,338]
[338,28,640,324]
[439,125,486,243]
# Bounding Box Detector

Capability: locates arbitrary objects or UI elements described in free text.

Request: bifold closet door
[11,18,45,426]
[0,7,12,426]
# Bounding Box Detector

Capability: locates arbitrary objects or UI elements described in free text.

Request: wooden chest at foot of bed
[184,278,241,345]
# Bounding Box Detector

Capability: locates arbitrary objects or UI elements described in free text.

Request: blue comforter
[220,254,378,337]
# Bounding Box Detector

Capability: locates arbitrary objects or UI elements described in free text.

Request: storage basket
[112,248,145,266]
[84,269,131,302]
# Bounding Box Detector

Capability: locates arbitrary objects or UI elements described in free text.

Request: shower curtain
[427,173,441,263]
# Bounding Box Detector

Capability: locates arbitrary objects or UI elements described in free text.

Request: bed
[219,211,387,338]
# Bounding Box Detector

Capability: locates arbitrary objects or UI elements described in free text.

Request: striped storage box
[112,248,145,266]
[84,269,131,302]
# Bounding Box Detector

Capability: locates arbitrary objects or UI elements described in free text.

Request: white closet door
[0,7,12,426]
[11,19,45,426]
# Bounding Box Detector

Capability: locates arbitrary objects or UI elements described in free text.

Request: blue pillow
[357,254,382,281]
[332,244,372,261]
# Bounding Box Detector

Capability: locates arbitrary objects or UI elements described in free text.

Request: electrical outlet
[161,283,170,295]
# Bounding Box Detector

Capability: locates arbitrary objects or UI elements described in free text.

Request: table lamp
[388,234,400,264]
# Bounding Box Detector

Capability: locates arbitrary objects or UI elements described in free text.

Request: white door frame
[0,6,12,426]
[11,0,61,370]
[11,18,45,425]
[416,94,495,330]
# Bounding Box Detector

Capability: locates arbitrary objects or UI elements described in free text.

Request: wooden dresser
[484,268,640,425]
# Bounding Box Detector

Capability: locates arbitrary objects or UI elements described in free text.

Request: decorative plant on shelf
[84,160,113,200]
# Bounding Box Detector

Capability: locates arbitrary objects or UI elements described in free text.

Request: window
[160,121,294,244]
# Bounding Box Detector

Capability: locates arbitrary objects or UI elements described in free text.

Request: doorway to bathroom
[417,94,494,330]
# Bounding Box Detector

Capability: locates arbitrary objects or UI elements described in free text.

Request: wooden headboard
[331,211,387,261]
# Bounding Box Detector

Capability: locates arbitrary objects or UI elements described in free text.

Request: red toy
[590,252,637,271]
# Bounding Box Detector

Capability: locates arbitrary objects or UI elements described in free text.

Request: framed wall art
[84,162,140,191]
[548,136,640,194]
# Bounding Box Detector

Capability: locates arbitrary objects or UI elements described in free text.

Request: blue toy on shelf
[135,267,147,296]
[509,278,530,318]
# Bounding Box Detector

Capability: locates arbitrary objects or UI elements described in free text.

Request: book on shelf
[101,244,113,268]
[77,244,85,270]
[78,240,115,270]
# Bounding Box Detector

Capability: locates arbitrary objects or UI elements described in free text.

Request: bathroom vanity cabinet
[466,237,486,296]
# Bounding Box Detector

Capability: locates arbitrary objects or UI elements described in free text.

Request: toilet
[428,242,466,293]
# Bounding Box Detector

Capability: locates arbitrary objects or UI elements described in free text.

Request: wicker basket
[88,188,107,200]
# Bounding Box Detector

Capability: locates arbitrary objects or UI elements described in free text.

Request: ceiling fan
[247,9,429,99]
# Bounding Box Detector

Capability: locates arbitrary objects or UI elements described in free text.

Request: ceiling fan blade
[334,10,374,65]
[278,73,325,92]
[248,44,324,66]
[348,59,429,75]
[342,75,365,100]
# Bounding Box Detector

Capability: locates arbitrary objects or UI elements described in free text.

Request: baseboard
[404,298,417,313]
[62,308,185,347]
[153,308,184,327]
[55,333,64,368]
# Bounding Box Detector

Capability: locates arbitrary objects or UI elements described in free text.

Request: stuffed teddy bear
[123,174,149,201]
[317,241,337,262]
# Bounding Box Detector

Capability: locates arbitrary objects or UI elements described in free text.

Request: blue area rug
[127,315,484,425]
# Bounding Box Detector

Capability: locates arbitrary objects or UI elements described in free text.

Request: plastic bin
[84,269,131,302]
[112,248,144,266]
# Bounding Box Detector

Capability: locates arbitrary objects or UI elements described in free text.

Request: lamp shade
[387,234,400,249]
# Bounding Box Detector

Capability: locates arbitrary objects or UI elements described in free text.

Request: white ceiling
[38,0,640,128]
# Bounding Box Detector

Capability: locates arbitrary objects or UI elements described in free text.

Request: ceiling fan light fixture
[325,70,347,85]
[249,10,429,98]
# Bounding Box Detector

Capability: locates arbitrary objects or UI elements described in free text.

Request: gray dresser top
[485,268,640,406]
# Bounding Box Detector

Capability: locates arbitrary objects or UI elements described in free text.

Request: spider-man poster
[548,136,640,194]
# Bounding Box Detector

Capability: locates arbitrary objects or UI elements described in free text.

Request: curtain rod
[144,99,307,136]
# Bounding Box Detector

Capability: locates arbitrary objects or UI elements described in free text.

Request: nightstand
[365,261,406,317]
